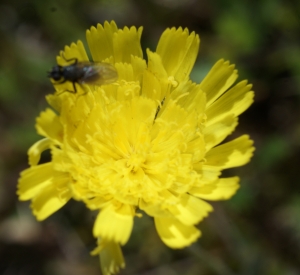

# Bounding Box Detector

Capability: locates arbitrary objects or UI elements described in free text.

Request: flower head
[18,21,254,275]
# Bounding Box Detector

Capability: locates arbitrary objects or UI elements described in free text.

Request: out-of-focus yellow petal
[168,194,213,226]
[93,204,134,245]
[100,241,125,275]
[190,177,240,200]
[28,138,52,166]
[91,239,125,275]
[36,108,63,143]
[155,216,201,248]
[206,135,255,169]
[17,163,54,200]
[31,182,71,221]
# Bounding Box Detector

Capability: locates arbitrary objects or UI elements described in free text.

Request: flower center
[126,153,145,173]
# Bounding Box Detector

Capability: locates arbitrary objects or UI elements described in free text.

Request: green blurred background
[1,0,300,274]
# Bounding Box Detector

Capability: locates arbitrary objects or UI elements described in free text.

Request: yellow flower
[18,21,254,275]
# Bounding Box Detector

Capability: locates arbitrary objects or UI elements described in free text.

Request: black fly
[48,56,118,94]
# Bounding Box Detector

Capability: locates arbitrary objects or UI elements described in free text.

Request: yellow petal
[86,21,118,62]
[91,240,125,275]
[31,182,71,221]
[87,21,143,63]
[206,135,255,169]
[168,194,213,225]
[58,40,89,64]
[193,164,221,183]
[171,81,206,114]
[114,63,136,83]
[190,177,240,200]
[206,80,254,126]
[28,138,52,166]
[113,26,143,63]
[142,69,164,102]
[100,242,125,275]
[45,94,62,113]
[145,50,170,99]
[130,55,147,83]
[156,27,200,82]
[17,163,54,200]
[93,204,134,245]
[204,114,238,151]
[147,50,168,80]
[155,216,201,248]
[199,59,238,107]
[36,108,63,143]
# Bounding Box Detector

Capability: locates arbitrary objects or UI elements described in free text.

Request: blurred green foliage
[1,0,300,274]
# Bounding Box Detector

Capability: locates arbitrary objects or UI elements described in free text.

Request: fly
[47,56,118,94]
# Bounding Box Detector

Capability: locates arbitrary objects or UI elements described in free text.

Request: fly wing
[79,62,118,85]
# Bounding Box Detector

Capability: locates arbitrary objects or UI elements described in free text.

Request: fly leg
[55,80,78,96]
